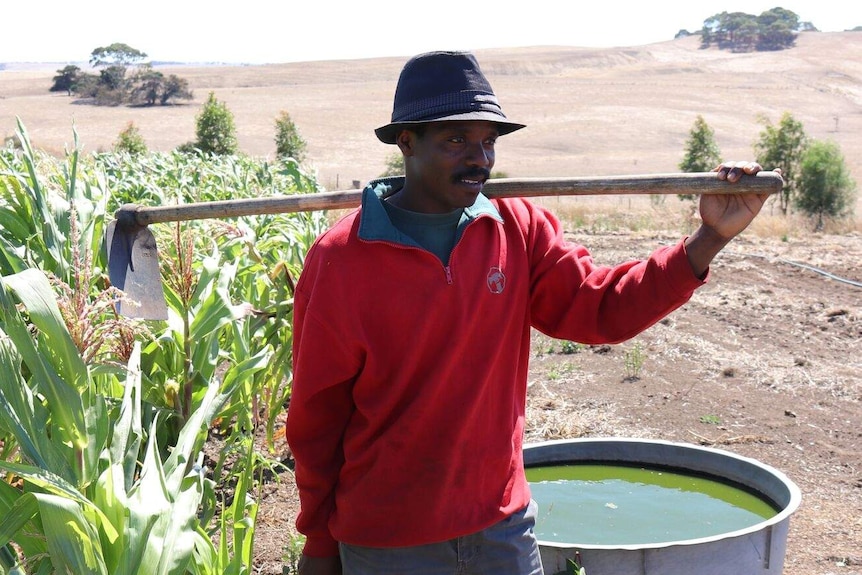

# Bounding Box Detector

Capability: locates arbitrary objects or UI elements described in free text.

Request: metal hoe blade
[107,219,169,320]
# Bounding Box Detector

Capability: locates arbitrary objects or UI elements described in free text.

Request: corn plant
[0,118,109,286]
[4,120,325,447]
[103,153,326,447]
[96,148,321,206]
[142,230,271,436]
[1,119,327,571]
[193,434,261,575]
[216,211,319,444]
[0,268,254,575]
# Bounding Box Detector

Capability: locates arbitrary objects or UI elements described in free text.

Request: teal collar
[357,176,503,243]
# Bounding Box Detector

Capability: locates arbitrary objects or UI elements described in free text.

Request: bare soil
[4,32,861,574]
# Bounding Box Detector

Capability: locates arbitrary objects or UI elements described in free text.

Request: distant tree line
[50,43,193,106]
[699,7,814,52]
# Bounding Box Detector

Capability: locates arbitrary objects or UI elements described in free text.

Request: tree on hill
[380,152,405,177]
[67,43,150,105]
[89,43,148,67]
[756,7,800,50]
[98,65,127,91]
[130,67,164,105]
[700,8,799,52]
[158,74,193,105]
[129,65,193,106]
[49,65,82,96]
[53,43,193,107]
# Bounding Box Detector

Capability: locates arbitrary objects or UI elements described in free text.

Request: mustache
[452,167,491,183]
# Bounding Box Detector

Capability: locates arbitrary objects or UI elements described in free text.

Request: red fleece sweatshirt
[286,190,705,556]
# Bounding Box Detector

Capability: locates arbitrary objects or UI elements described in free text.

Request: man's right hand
[297,554,342,575]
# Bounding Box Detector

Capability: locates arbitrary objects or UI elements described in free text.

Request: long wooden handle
[115,171,782,227]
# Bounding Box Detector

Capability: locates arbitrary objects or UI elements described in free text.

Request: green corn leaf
[152,463,208,575]
[0,234,28,276]
[4,268,88,389]
[0,326,77,480]
[0,491,40,554]
[123,414,212,575]
[110,342,144,488]
[95,344,149,575]
[221,438,258,573]
[94,463,129,572]
[0,270,87,456]
[13,118,66,277]
[0,460,119,545]
[189,260,246,343]
[0,209,32,246]
[1,544,26,575]
[35,492,108,575]
[189,525,218,575]
[164,379,228,491]
[97,461,162,575]
[216,347,272,430]
[123,417,172,574]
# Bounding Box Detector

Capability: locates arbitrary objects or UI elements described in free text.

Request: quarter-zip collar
[357,176,503,245]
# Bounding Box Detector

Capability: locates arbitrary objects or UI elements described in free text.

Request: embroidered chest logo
[486,267,506,294]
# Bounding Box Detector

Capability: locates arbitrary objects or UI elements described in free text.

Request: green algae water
[526,464,779,545]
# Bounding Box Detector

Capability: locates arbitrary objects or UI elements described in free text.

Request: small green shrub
[560,340,584,354]
[195,92,238,155]
[795,139,856,231]
[274,110,307,163]
[282,533,306,575]
[113,121,147,155]
[623,342,645,380]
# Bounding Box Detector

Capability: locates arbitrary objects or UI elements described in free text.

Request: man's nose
[465,142,492,167]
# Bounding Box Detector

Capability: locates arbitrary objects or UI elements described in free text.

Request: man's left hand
[701,161,772,240]
[685,161,777,278]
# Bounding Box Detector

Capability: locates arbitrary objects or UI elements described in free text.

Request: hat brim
[375,112,526,144]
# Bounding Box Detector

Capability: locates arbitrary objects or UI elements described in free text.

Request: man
[286,51,768,575]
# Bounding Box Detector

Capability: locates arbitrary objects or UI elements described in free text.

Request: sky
[2,1,860,65]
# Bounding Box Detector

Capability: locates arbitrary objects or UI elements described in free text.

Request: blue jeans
[339,500,544,575]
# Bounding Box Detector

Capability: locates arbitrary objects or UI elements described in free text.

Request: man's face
[397,120,499,213]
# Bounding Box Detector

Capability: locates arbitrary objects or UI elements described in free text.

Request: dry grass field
[2,32,861,195]
[3,32,861,574]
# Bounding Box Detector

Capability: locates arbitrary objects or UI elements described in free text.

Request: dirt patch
[241,229,861,575]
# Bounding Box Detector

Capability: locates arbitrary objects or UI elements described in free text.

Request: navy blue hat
[375,51,526,144]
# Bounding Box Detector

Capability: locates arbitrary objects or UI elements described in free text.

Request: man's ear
[395,129,415,157]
